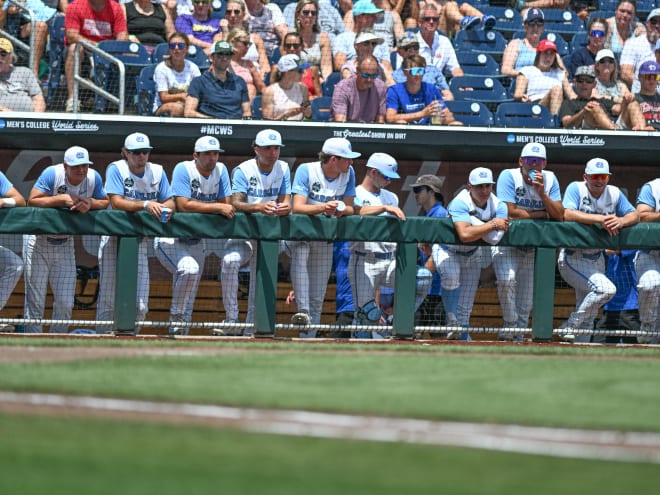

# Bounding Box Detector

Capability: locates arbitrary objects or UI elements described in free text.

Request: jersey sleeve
[448,198,471,224]
[156,172,173,203]
[231,167,249,195]
[91,170,107,198]
[495,169,516,203]
[218,165,232,199]
[105,163,126,196]
[280,167,291,195]
[33,167,56,195]
[171,163,192,198]
[0,171,13,197]
[636,183,655,208]
[615,189,635,216]
[291,164,311,196]
[343,167,356,198]
[562,181,580,210]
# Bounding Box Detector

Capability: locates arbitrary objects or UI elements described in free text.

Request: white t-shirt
[153,59,201,112]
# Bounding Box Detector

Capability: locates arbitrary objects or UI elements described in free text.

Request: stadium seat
[210,0,227,20]
[322,71,341,97]
[311,96,332,121]
[456,52,505,79]
[453,29,508,63]
[494,102,557,128]
[541,9,586,42]
[569,31,589,55]
[635,0,655,20]
[448,75,513,111]
[136,65,157,116]
[151,43,210,70]
[512,31,570,58]
[251,95,263,119]
[597,0,619,12]
[481,6,523,39]
[445,101,494,127]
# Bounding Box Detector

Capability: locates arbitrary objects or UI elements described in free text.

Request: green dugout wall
[2,208,659,340]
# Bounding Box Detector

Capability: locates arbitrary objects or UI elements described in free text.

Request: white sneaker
[0,324,15,332]
[213,319,241,336]
[65,98,77,112]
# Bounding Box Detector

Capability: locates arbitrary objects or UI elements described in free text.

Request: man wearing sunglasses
[635,60,660,130]
[332,54,387,123]
[184,40,252,119]
[348,153,431,338]
[493,143,562,340]
[620,7,660,94]
[96,133,175,334]
[416,4,463,78]
[558,158,639,343]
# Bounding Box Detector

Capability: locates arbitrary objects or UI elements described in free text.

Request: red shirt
[65,0,128,44]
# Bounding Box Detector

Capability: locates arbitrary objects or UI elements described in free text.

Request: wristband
[143,200,149,210]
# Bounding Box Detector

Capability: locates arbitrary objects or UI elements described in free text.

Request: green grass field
[1,337,660,494]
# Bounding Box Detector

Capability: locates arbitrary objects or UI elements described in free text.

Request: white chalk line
[1,391,659,464]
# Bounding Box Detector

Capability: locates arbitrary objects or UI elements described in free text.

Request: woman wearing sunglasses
[568,17,608,78]
[174,0,223,53]
[606,0,646,60]
[262,54,313,120]
[293,0,333,82]
[123,0,175,48]
[221,0,270,78]
[271,32,322,98]
[153,32,201,116]
[592,48,631,105]
[501,8,546,78]
[227,27,266,99]
[385,54,460,125]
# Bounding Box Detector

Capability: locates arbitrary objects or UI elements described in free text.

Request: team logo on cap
[531,145,540,153]
[191,178,200,191]
[594,161,605,169]
[479,171,488,178]
[267,133,277,142]
[136,136,146,144]
[76,152,84,159]
[57,185,68,194]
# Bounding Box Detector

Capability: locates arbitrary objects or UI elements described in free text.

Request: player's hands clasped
[602,214,622,236]
[491,218,509,232]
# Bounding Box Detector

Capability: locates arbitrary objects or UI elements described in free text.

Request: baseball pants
[492,246,535,327]
[635,250,660,331]
[0,244,22,311]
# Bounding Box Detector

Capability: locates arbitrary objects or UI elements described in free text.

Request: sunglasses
[129,149,150,156]
[575,77,595,83]
[650,18,660,26]
[405,67,425,76]
[300,9,317,16]
[214,52,232,58]
[360,72,379,79]
[422,16,439,22]
[360,41,380,47]
[522,157,546,167]
[588,174,609,181]
[226,8,242,15]
[412,186,427,193]
[193,0,209,4]
[404,44,420,51]
[234,39,252,47]
[642,74,660,80]
[589,29,605,37]
[284,43,301,49]
[526,20,544,26]
[169,42,186,50]
[598,57,615,64]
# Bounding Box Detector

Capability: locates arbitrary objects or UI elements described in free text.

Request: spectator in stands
[64,0,129,112]
[386,54,460,125]
[174,0,222,54]
[286,137,358,336]
[291,0,333,82]
[262,54,312,120]
[24,146,108,334]
[271,31,322,98]
[333,0,393,75]
[227,27,266,99]
[559,65,648,130]
[221,0,270,75]
[283,0,345,42]
[416,4,463,78]
[0,37,45,112]
[0,0,55,78]
[593,48,631,103]
[123,0,174,48]
[392,32,452,100]
[432,166,508,339]
[606,0,646,61]
[392,0,419,29]
[0,170,24,332]
[340,30,393,86]
[501,8,545,78]
[343,0,404,50]
[245,0,288,58]
[635,60,660,129]
[493,142,563,340]
[332,54,387,122]
[153,32,201,116]
[184,40,252,119]
[568,17,608,78]
[166,0,193,17]
[513,39,575,116]
[558,158,639,343]
[418,0,493,36]
[620,7,660,94]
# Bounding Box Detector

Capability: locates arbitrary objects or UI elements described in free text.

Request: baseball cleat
[292,312,311,326]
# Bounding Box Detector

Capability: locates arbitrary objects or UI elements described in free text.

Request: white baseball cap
[124,132,152,151]
[585,158,611,175]
[366,152,400,179]
[277,54,311,73]
[195,136,224,153]
[63,146,93,166]
[354,30,384,46]
[520,142,547,159]
[254,129,285,147]
[595,48,615,63]
[469,167,495,185]
[322,137,361,159]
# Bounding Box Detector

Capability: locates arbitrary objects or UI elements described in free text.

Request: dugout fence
[0,208,658,341]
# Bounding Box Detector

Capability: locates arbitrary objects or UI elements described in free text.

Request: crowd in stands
[1,0,660,129]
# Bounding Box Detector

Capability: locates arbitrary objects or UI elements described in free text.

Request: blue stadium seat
[311,96,332,121]
[453,29,508,63]
[494,102,557,128]
[569,31,589,55]
[512,31,570,58]
[251,95,263,119]
[449,75,513,111]
[481,6,523,39]
[541,9,586,42]
[635,0,655,20]
[598,0,619,12]
[322,71,341,97]
[445,101,494,127]
[456,52,505,79]
[136,65,157,116]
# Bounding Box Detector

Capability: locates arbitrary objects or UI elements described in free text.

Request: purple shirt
[331,76,387,123]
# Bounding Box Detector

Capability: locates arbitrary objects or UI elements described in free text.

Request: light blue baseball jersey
[231,158,290,203]
[0,171,14,197]
[563,181,635,216]
[105,160,173,203]
[637,178,660,211]
[171,160,231,202]
[496,168,561,210]
[34,164,106,199]
[291,162,356,203]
